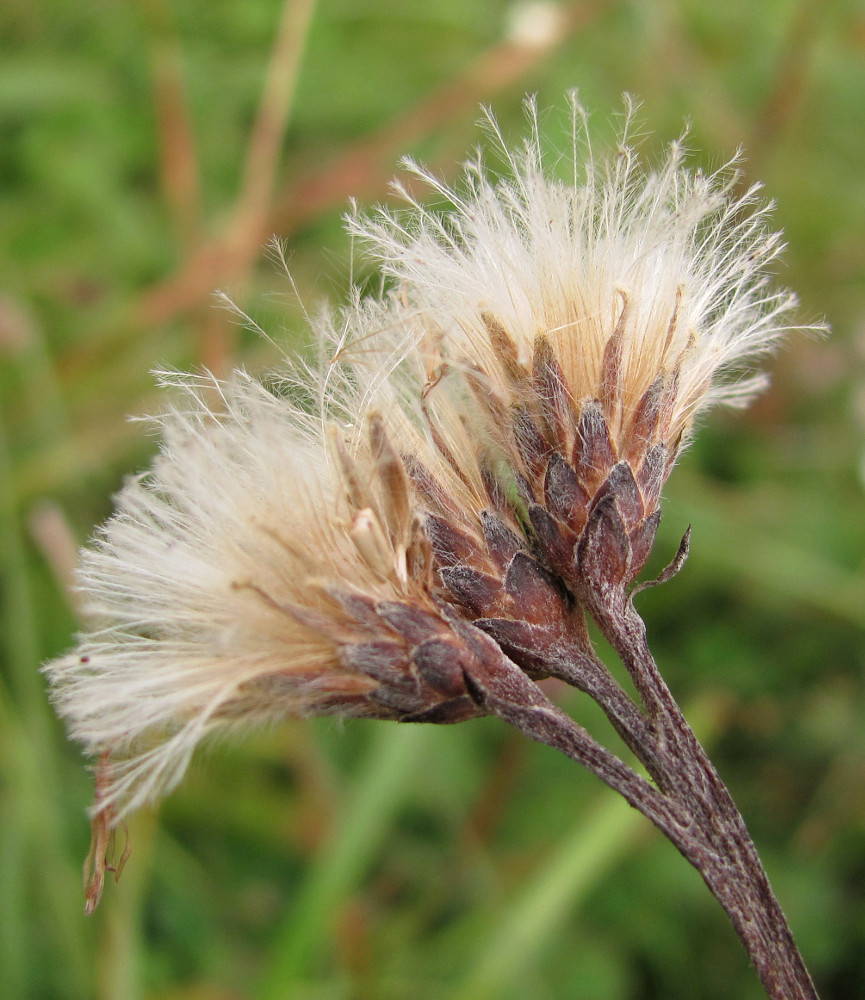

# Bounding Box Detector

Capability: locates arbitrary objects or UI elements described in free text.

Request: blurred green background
[2,0,864,997]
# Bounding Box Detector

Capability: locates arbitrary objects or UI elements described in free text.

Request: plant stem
[597,598,818,1000]
[468,597,819,999]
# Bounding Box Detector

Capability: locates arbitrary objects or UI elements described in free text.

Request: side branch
[457,631,695,849]
[587,594,819,1000]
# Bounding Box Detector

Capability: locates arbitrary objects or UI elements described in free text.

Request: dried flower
[351,94,805,603]
[44,97,824,996]
[46,97,816,942]
[47,95,807,820]
[44,365,500,826]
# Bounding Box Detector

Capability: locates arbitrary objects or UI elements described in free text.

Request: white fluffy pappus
[45,94,818,830]
[352,94,810,454]
[44,341,490,822]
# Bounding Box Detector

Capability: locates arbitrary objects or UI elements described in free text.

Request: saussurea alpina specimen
[46,97,821,998]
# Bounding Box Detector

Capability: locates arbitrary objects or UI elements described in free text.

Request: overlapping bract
[46,363,495,819]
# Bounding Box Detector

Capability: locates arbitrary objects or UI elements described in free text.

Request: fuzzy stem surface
[469,573,818,997]
[593,597,819,1000]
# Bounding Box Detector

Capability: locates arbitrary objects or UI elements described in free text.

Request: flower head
[352,94,806,592]
[359,95,797,434]
[46,93,810,848]
[44,364,497,825]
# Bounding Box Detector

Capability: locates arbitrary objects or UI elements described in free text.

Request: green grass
[2,0,864,997]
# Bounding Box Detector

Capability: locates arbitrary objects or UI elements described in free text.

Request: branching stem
[470,590,819,1000]
[597,598,819,1000]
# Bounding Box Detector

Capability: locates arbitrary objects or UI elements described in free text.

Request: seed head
[46,94,814,845]
[351,94,810,592]
[44,368,497,824]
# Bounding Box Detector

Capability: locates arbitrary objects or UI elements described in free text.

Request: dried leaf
[412,636,469,697]
[479,510,524,571]
[440,565,503,616]
[532,333,576,450]
[543,451,589,525]
[593,462,644,528]
[576,495,631,594]
[573,400,616,491]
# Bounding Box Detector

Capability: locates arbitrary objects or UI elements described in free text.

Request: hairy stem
[464,648,702,882]
[539,643,670,788]
[467,581,819,997]
[588,595,819,1000]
